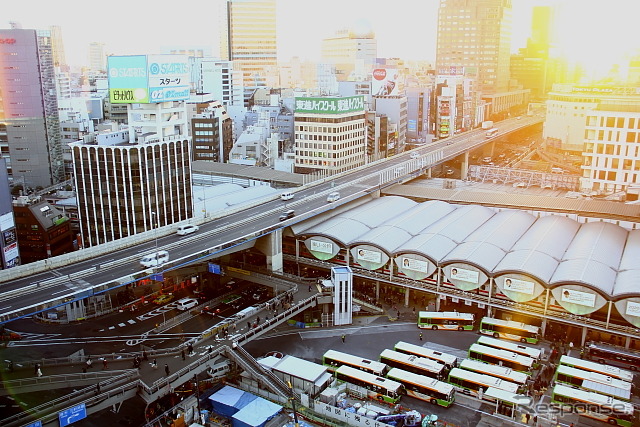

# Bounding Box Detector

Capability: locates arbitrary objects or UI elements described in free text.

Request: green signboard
[294,96,365,115]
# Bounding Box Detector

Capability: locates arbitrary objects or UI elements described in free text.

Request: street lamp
[151,212,158,254]
[287,381,299,427]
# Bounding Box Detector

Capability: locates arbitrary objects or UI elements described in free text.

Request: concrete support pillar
[255,229,283,273]
[460,151,470,180]
[404,289,410,308]
[426,168,432,178]
[581,326,589,347]
[375,281,380,301]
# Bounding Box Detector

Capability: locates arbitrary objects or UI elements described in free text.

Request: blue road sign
[59,403,87,427]
[208,263,221,274]
[25,421,42,427]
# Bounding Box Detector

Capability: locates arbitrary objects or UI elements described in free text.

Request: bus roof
[480,317,540,333]
[418,311,474,320]
[587,342,640,359]
[387,368,454,392]
[552,384,633,413]
[459,358,528,384]
[559,355,634,382]
[477,336,542,359]
[449,367,519,393]
[380,349,446,373]
[323,349,387,372]
[469,344,534,368]
[394,341,458,365]
[336,365,402,391]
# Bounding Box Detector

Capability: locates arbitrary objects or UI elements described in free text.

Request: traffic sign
[25,421,42,427]
[59,403,87,426]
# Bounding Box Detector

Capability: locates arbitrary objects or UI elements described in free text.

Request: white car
[176,224,199,236]
[140,250,169,268]
[410,152,420,159]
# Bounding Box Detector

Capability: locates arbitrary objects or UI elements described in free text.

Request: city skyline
[4,0,638,77]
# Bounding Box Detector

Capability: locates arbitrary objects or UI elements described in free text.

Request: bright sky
[3,0,639,74]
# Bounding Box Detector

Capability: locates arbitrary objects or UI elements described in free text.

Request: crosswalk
[98,304,177,331]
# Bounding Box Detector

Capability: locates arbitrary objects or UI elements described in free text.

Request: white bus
[468,344,534,373]
[476,336,542,362]
[583,342,640,372]
[478,317,540,344]
[559,355,634,383]
[551,383,633,427]
[459,358,528,387]
[394,341,458,369]
[417,311,475,331]
[322,349,388,376]
[386,367,455,407]
[379,349,447,380]
[554,364,631,401]
[335,365,403,404]
[447,367,519,399]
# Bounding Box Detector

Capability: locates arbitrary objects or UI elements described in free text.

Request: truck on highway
[481,121,494,130]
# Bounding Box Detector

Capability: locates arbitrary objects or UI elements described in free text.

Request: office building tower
[293,96,366,175]
[0,28,64,189]
[88,42,106,72]
[49,25,67,69]
[373,96,408,156]
[436,0,528,119]
[510,6,558,101]
[406,87,431,144]
[190,57,244,107]
[70,55,194,247]
[191,100,234,163]
[544,84,640,196]
[321,25,377,82]
[221,0,278,105]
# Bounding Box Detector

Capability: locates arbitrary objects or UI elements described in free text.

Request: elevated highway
[0,116,542,323]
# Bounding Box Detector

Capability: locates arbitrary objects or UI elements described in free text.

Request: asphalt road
[242,318,494,426]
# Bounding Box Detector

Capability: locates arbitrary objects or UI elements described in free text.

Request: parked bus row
[417,312,541,345]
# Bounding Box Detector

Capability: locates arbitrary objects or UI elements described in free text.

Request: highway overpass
[0,116,542,324]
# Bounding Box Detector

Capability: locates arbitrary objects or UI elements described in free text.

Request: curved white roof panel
[511,215,580,261]
[443,241,506,272]
[462,210,536,252]
[341,196,417,229]
[386,200,457,234]
[562,222,627,270]
[551,259,617,295]
[395,233,459,263]
[422,204,496,244]
[351,225,413,254]
[300,216,371,246]
[494,250,560,282]
[612,230,640,298]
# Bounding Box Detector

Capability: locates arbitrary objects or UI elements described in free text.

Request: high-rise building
[321,26,377,82]
[0,28,65,189]
[49,25,67,69]
[435,0,528,119]
[220,0,278,105]
[190,99,234,163]
[510,6,558,101]
[293,96,367,175]
[88,42,106,72]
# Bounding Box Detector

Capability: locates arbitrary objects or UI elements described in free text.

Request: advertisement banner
[0,212,15,231]
[310,240,333,254]
[146,54,190,102]
[3,242,19,261]
[401,257,427,273]
[372,68,399,96]
[626,301,640,317]
[108,55,149,104]
[450,267,479,284]
[295,96,365,115]
[356,248,381,263]
[561,288,596,307]
[504,278,535,295]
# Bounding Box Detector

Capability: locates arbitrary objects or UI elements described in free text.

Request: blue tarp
[208,386,257,417]
[232,397,282,427]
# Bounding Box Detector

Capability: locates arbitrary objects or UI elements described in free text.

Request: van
[410,152,420,159]
[176,224,199,236]
[140,250,169,268]
[327,192,341,203]
[280,191,294,201]
[175,297,198,311]
[279,209,295,221]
